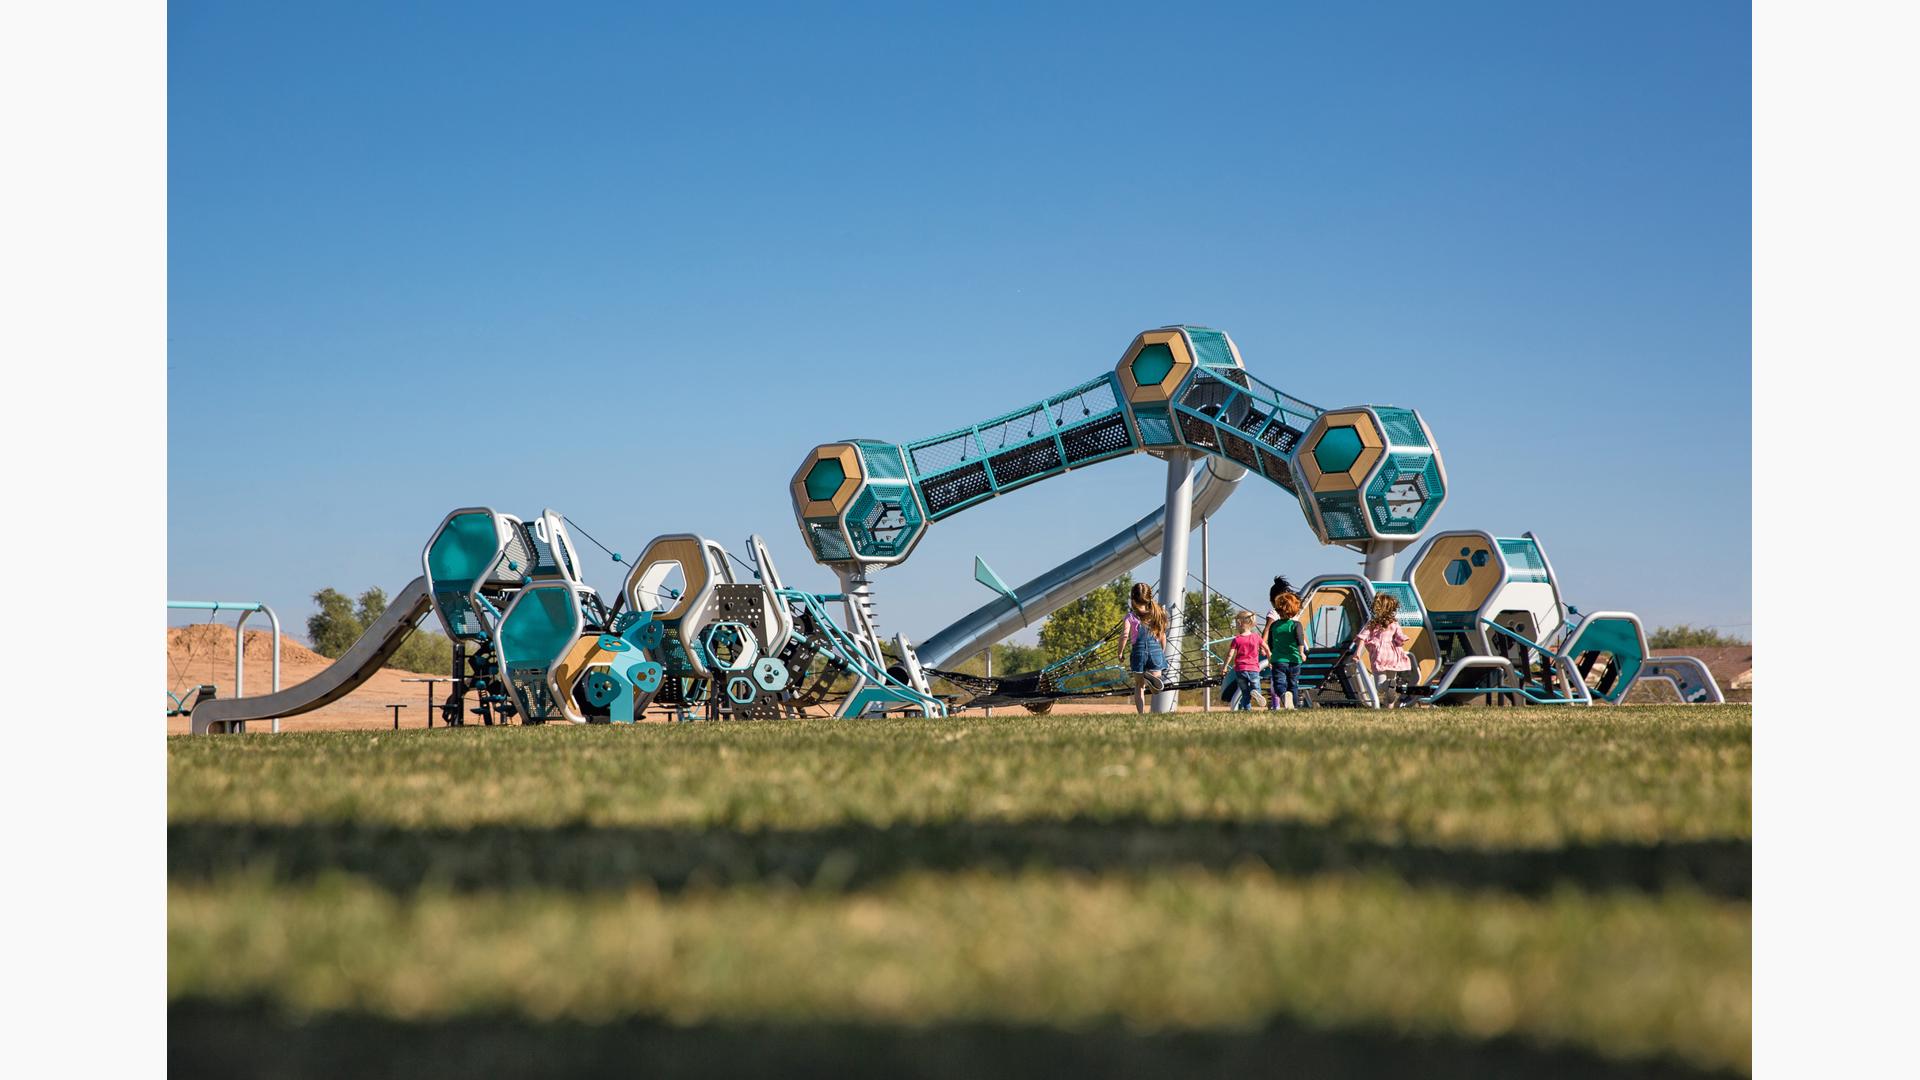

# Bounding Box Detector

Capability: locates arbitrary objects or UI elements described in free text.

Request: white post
[983,647,992,717]
[1363,541,1397,581]
[1201,516,1211,712]
[1153,453,1193,713]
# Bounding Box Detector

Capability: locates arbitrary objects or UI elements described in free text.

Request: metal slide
[190,576,433,734]
[917,457,1246,669]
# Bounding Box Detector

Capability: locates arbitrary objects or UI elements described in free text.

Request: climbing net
[925,605,1237,712]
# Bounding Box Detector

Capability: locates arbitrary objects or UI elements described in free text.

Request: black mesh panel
[989,440,1063,487]
[920,462,991,517]
[1060,413,1132,465]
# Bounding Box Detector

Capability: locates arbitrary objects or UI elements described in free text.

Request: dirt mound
[169,624,327,667]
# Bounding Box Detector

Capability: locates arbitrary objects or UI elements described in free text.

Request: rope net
[925,608,1229,711]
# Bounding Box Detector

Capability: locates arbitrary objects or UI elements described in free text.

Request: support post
[1153,453,1194,713]
[1201,516,1211,712]
[1362,541,1398,582]
[983,647,993,717]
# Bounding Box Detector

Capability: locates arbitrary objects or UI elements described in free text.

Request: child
[1123,582,1169,714]
[1264,590,1306,709]
[1354,593,1413,707]
[1223,610,1269,710]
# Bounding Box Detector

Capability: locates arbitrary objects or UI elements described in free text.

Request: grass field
[169,705,1751,1078]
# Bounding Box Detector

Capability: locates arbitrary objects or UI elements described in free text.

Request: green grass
[169,706,1751,1078]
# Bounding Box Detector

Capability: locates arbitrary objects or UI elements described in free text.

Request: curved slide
[916,457,1246,669]
[190,576,433,734]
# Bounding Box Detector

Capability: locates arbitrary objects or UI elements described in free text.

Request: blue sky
[169,1,1751,644]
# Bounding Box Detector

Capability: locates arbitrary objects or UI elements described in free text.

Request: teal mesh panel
[1374,407,1430,448]
[1047,375,1121,425]
[499,586,578,668]
[856,441,909,481]
[1499,538,1552,583]
[1132,405,1176,445]
[906,428,981,475]
[1183,326,1237,367]
[1364,451,1445,535]
[846,483,923,559]
[427,512,502,587]
[1314,491,1368,540]
[1371,581,1424,626]
[807,521,852,562]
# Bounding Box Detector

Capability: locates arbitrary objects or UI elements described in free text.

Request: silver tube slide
[190,576,434,733]
[916,458,1247,669]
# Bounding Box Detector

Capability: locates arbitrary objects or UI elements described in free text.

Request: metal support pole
[1362,541,1398,582]
[1201,516,1211,712]
[1153,453,1194,713]
[983,647,993,717]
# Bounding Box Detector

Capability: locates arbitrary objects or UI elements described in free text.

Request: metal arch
[169,600,282,733]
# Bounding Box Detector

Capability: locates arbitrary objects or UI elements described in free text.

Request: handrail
[1477,618,1592,705]
[777,588,946,716]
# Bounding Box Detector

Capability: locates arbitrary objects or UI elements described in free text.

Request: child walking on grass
[1124,582,1169,715]
[1355,593,1413,707]
[1264,590,1306,709]
[1223,610,1269,711]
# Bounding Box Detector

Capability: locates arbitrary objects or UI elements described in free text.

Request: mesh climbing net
[925,607,1231,711]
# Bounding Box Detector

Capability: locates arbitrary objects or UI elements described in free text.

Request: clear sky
[168,1,1751,645]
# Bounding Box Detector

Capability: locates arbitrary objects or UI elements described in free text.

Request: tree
[1038,575,1133,663]
[1182,590,1235,645]
[1648,624,1747,649]
[307,588,362,658]
[356,586,388,627]
[306,585,456,675]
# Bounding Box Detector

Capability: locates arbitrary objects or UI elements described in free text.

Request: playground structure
[175,324,1722,732]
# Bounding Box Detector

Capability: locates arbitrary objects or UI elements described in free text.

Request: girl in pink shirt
[1354,594,1412,707]
[1222,610,1270,711]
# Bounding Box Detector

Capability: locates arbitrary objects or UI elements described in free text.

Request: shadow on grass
[169,999,1742,1080]
[168,817,1749,899]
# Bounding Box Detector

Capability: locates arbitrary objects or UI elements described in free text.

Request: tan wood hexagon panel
[1116,330,1195,405]
[1411,532,1501,615]
[791,443,865,520]
[1296,409,1386,493]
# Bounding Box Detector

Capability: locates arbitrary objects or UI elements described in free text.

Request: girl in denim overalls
[1124,582,1169,714]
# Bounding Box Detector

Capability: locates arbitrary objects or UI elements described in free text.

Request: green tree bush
[306,586,455,675]
[1648,624,1748,649]
[1038,576,1133,663]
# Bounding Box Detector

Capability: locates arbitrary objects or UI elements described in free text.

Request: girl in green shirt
[1264,586,1306,710]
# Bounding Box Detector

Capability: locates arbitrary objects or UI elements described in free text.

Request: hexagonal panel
[1412,533,1501,615]
[1294,408,1385,493]
[790,443,865,520]
[804,458,846,501]
[1312,425,1364,474]
[1115,329,1194,405]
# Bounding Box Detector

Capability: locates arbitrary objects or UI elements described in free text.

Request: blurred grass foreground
[169,706,1751,1078]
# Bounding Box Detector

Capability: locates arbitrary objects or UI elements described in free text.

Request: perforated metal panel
[1314,491,1368,540]
[806,521,852,562]
[1499,538,1552,583]
[1061,413,1133,465]
[1185,326,1238,367]
[908,429,982,475]
[919,461,992,517]
[1132,406,1176,445]
[988,439,1064,488]
[1374,407,1429,448]
[857,441,910,481]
